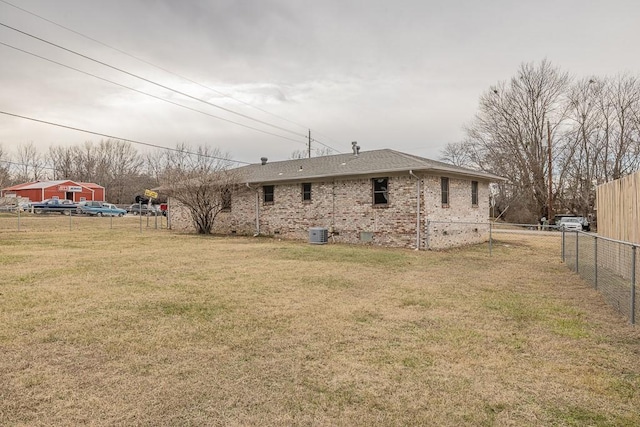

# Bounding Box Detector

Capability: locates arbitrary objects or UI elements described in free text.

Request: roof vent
[260,157,268,165]
[351,141,360,156]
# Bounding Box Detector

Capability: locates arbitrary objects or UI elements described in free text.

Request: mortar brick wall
[423,175,490,249]
[169,172,491,249]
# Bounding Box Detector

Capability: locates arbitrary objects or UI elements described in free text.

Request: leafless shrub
[159,144,238,234]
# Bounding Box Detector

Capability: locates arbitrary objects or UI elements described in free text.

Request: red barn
[1,180,105,202]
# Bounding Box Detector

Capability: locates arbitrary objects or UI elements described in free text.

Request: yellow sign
[144,189,158,199]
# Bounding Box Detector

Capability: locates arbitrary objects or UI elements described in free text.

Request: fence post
[489,221,493,256]
[561,229,565,262]
[425,220,430,250]
[575,231,579,273]
[17,207,21,231]
[631,246,636,325]
[594,236,598,290]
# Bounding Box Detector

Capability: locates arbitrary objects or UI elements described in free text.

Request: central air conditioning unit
[309,227,328,244]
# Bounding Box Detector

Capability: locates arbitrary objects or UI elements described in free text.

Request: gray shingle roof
[234,149,503,184]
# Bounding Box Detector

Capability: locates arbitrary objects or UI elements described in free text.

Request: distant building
[0,180,105,202]
[169,148,503,250]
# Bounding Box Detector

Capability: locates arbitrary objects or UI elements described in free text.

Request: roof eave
[243,166,505,184]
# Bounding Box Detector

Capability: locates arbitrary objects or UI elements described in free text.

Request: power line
[0,2,343,154]
[0,159,56,172]
[0,110,252,165]
[0,0,318,134]
[0,21,311,141]
[312,137,342,153]
[0,41,308,146]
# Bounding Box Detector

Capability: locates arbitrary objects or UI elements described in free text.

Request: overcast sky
[1,0,639,165]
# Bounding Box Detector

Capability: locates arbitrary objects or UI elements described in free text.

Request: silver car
[558,217,583,231]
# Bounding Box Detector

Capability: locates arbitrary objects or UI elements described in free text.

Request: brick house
[169,148,503,249]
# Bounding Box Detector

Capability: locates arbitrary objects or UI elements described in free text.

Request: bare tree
[439,141,474,167]
[96,139,145,204]
[290,149,307,159]
[458,59,571,222]
[0,145,12,188]
[599,74,640,181]
[145,149,169,186]
[47,140,145,203]
[555,77,604,217]
[48,145,76,180]
[15,142,47,182]
[73,141,99,182]
[554,74,640,218]
[290,146,334,160]
[161,144,237,234]
[314,146,334,157]
[448,62,640,223]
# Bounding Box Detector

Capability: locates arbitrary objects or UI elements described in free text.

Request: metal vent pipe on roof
[351,141,360,155]
[260,157,268,165]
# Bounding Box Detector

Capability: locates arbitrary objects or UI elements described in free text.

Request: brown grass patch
[1,217,639,425]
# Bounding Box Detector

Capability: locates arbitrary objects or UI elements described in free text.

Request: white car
[558,217,583,231]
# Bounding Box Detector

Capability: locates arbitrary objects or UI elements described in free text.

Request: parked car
[0,200,32,212]
[579,217,591,231]
[126,203,160,216]
[555,215,590,231]
[77,202,126,217]
[31,199,78,215]
[558,217,583,231]
[78,201,104,207]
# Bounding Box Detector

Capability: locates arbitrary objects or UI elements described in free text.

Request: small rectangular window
[471,181,478,206]
[263,185,274,203]
[302,183,311,201]
[372,178,389,205]
[441,177,449,207]
[221,188,232,211]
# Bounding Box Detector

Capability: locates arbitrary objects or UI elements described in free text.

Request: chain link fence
[563,230,638,324]
[425,222,637,324]
[426,220,561,255]
[0,210,168,233]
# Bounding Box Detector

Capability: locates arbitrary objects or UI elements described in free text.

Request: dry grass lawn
[1,216,639,426]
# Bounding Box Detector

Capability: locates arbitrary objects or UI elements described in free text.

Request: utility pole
[547,120,553,221]
[308,129,312,159]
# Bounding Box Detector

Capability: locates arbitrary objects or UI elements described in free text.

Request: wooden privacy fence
[596,171,640,245]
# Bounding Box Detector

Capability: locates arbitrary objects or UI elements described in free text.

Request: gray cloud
[1,0,640,163]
